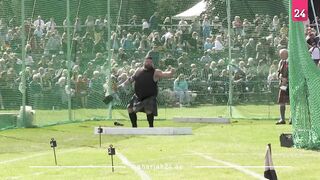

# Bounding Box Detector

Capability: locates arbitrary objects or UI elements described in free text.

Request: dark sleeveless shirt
[133,68,158,100]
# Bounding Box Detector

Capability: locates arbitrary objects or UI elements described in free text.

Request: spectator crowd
[0,9,317,110]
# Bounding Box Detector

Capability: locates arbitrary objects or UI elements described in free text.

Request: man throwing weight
[119,56,175,128]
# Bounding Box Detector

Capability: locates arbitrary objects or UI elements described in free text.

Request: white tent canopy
[172,0,207,20]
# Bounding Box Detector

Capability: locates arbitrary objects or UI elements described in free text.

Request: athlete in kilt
[276,49,290,125]
[119,56,175,127]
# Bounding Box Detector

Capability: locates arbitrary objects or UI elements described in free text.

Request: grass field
[1,106,319,180]
[2,104,291,127]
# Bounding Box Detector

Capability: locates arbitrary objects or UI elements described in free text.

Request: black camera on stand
[108,144,116,155]
[108,144,116,172]
[50,138,57,148]
[50,138,58,165]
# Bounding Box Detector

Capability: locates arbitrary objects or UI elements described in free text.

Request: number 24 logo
[294,9,306,18]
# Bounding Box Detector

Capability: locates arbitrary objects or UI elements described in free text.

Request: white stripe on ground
[117,152,151,180]
[5,168,62,180]
[30,165,126,169]
[191,151,267,180]
[194,166,292,169]
[0,148,83,165]
[0,152,48,165]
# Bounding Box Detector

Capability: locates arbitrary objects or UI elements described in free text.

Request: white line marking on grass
[117,152,151,180]
[191,151,267,180]
[0,152,48,165]
[5,168,62,180]
[0,148,83,165]
[194,166,292,169]
[30,165,126,169]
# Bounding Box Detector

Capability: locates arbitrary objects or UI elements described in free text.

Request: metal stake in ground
[107,144,116,172]
[98,126,103,148]
[50,138,58,165]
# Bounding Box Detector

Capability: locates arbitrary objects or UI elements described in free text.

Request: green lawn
[1,104,290,128]
[1,114,318,180]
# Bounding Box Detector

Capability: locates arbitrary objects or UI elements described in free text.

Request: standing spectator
[163,17,172,30]
[212,16,222,35]
[45,17,56,33]
[0,18,7,47]
[85,15,95,35]
[33,16,45,31]
[142,19,149,35]
[276,49,289,125]
[306,32,319,49]
[149,12,159,31]
[128,15,138,33]
[242,19,251,36]
[232,16,243,36]
[74,17,82,35]
[202,16,211,39]
[191,18,201,35]
[309,44,320,64]
[272,15,280,31]
[8,16,17,28]
[81,32,94,54]
[110,32,121,51]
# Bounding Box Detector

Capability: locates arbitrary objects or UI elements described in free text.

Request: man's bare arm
[117,68,140,89]
[154,67,175,81]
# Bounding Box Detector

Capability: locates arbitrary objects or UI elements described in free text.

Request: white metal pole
[67,0,72,121]
[227,0,233,118]
[21,0,26,127]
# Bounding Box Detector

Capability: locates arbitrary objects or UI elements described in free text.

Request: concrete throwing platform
[94,127,192,135]
[173,117,230,124]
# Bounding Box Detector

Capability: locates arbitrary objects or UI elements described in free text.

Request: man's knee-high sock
[129,112,137,127]
[147,114,154,128]
[280,105,286,121]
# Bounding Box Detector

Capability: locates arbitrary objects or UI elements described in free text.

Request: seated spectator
[174,74,190,107]
[200,50,212,63]
[75,74,88,108]
[122,33,135,52]
[204,38,214,51]
[201,63,211,81]
[212,35,224,59]
[29,74,42,109]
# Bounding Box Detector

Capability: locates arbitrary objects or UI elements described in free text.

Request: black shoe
[276,120,286,125]
[289,120,292,125]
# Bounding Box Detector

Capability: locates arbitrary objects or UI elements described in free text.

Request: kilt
[127,95,158,116]
[278,89,289,104]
